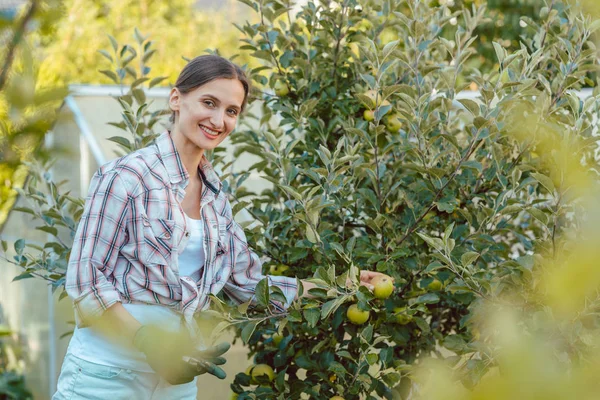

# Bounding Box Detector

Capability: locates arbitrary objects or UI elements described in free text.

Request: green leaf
[321,297,345,320]
[279,185,303,202]
[108,35,118,52]
[457,99,480,116]
[12,272,33,282]
[99,70,118,83]
[529,207,549,225]
[461,252,479,266]
[107,136,132,150]
[443,335,467,352]
[415,293,440,304]
[366,353,378,365]
[12,205,37,216]
[492,42,505,64]
[424,261,445,273]
[14,239,25,255]
[255,278,269,307]
[241,321,258,344]
[133,27,145,44]
[131,78,149,89]
[413,316,430,334]
[416,233,444,252]
[237,299,252,314]
[36,226,58,236]
[149,77,167,88]
[531,172,555,194]
[305,223,319,244]
[303,308,320,328]
[98,49,113,62]
[361,325,374,342]
[328,361,348,377]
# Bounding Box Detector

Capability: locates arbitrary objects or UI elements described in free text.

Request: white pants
[52,353,198,400]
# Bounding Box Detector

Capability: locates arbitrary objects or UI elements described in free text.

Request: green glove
[133,325,230,385]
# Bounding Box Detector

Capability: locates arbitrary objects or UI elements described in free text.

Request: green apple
[393,307,413,325]
[347,304,370,325]
[372,275,394,299]
[385,113,403,133]
[274,79,289,97]
[269,264,290,276]
[427,279,443,291]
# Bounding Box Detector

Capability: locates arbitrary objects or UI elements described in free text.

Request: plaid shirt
[66,131,297,329]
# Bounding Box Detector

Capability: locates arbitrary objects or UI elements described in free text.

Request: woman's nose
[209,109,225,130]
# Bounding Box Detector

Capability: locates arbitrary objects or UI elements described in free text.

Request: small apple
[372,275,394,299]
[384,113,403,133]
[251,364,275,383]
[269,264,290,276]
[356,18,373,32]
[347,304,370,325]
[274,79,289,97]
[427,279,443,291]
[393,307,413,325]
[363,109,375,121]
[330,396,345,400]
[272,332,283,346]
[364,89,382,107]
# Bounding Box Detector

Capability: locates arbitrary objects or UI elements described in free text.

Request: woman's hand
[349,270,394,291]
[299,270,394,300]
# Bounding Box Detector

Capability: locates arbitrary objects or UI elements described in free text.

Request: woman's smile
[199,124,221,139]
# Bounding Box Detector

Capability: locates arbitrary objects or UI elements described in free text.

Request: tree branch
[0,0,38,91]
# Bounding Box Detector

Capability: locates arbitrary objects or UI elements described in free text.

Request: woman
[53,55,386,399]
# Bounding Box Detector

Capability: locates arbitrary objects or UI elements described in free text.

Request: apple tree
[217,0,600,398]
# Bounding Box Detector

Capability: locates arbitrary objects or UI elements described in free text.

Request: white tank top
[66,215,206,371]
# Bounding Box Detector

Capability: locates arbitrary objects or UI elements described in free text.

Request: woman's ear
[168,87,181,114]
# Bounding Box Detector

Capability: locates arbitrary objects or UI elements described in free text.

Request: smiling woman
[50,55,264,400]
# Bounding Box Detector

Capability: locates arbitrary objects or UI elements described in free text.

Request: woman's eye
[227,109,239,116]
[204,100,215,107]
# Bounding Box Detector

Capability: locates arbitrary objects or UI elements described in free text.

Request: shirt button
[164,233,171,239]
[143,219,150,227]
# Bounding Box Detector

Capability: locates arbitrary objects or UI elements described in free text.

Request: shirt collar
[155,131,222,195]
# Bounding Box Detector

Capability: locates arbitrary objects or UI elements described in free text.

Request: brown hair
[170,54,250,123]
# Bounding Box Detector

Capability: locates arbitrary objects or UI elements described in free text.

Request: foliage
[216,0,600,398]
[0,307,32,400]
[2,0,600,399]
[0,0,67,227]
[35,0,251,87]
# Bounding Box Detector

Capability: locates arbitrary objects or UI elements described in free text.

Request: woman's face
[169,78,245,151]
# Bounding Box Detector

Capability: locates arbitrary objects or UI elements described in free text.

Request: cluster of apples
[346,274,394,325]
[362,90,403,133]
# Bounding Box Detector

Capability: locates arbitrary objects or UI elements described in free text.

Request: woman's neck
[170,128,204,180]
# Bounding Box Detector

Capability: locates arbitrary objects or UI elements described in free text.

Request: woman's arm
[65,170,130,327]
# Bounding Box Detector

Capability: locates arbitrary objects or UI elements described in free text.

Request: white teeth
[199,125,219,136]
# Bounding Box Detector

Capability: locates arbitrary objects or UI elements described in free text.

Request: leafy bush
[220,0,599,398]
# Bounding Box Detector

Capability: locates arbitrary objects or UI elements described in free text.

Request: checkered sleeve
[221,199,297,311]
[65,170,130,327]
